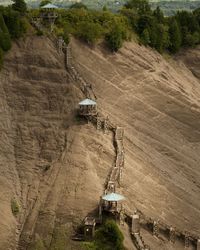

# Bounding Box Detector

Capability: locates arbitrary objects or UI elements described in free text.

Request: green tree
[39,0,51,7]
[12,0,27,14]
[154,23,169,52]
[70,2,88,10]
[125,0,151,15]
[140,28,150,45]
[76,21,103,44]
[168,19,181,53]
[106,24,124,52]
[95,220,124,250]
[0,13,11,51]
[153,6,164,23]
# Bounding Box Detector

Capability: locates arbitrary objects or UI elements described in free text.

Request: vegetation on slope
[0,0,28,69]
[83,220,124,250]
[29,0,200,54]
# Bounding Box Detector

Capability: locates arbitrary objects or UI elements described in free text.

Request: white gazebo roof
[41,3,58,9]
[79,98,96,106]
[102,192,125,202]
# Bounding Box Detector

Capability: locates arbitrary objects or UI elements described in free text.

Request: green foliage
[125,0,151,15]
[140,28,150,45]
[0,13,11,51]
[106,24,124,51]
[95,220,124,250]
[0,48,3,69]
[70,2,88,10]
[76,21,103,44]
[123,0,200,53]
[11,199,20,216]
[82,220,124,250]
[0,6,27,70]
[12,0,27,14]
[39,0,51,8]
[168,19,181,53]
[36,29,43,36]
[50,226,67,250]
[3,9,25,38]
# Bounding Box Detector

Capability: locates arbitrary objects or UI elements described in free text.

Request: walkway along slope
[30,22,200,249]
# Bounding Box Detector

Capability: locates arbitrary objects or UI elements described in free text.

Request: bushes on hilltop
[0,5,27,70]
[122,0,200,53]
[55,8,130,49]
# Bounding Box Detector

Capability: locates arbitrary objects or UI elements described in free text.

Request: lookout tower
[101,192,125,213]
[40,3,58,32]
[78,98,97,116]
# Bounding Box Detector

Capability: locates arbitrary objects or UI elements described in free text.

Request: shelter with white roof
[101,192,125,213]
[40,3,58,31]
[78,98,97,116]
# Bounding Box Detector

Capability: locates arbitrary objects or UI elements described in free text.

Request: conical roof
[102,192,125,201]
[79,98,96,106]
[41,3,58,9]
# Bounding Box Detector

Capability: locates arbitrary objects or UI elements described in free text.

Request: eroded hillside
[0,35,200,250]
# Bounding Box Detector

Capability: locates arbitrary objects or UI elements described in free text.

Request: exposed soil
[0,35,200,250]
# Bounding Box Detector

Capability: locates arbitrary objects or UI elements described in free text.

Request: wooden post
[131,212,140,234]
[169,227,176,243]
[97,116,101,130]
[153,221,159,237]
[184,233,190,248]
[99,197,102,224]
[104,116,109,134]
[197,239,200,250]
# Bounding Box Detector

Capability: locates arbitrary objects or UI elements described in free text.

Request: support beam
[153,221,159,237]
[184,234,190,248]
[97,116,102,130]
[131,212,140,234]
[197,239,200,250]
[169,227,176,243]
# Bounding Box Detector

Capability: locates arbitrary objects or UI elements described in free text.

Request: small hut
[78,98,97,116]
[102,192,125,213]
[84,217,96,240]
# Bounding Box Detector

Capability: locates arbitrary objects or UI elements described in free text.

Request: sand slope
[0,36,200,249]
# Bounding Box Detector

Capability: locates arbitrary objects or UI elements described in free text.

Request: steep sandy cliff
[0,35,200,250]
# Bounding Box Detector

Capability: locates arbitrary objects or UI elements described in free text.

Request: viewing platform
[78,98,97,116]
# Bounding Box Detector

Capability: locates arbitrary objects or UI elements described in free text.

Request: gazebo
[40,3,58,31]
[102,192,125,212]
[78,98,97,116]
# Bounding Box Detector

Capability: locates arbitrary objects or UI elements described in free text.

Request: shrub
[0,32,11,51]
[106,24,126,52]
[36,29,43,36]
[76,21,103,44]
[95,220,124,250]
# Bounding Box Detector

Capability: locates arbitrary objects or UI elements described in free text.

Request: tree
[95,220,124,250]
[140,28,150,45]
[12,0,27,14]
[154,23,169,52]
[168,19,181,53]
[39,0,51,7]
[0,13,11,51]
[106,24,124,52]
[153,6,164,23]
[70,2,88,10]
[125,0,151,15]
[76,21,103,44]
